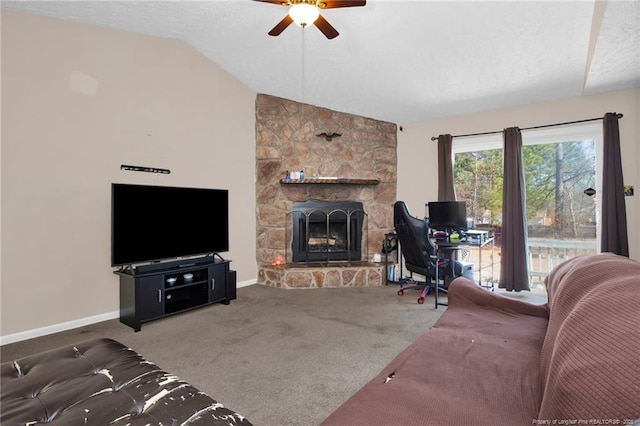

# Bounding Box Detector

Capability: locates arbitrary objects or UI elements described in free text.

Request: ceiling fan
[253,0,366,40]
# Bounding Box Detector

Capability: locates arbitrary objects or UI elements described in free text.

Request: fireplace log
[308,237,337,246]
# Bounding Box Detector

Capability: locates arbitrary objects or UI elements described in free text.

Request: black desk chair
[393,201,460,305]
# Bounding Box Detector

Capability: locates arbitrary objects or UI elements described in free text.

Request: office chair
[393,201,460,305]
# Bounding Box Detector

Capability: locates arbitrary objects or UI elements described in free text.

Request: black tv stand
[114,257,237,331]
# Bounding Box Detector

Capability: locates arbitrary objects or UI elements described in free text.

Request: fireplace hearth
[290,200,366,263]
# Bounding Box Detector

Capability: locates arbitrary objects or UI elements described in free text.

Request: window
[452,123,601,291]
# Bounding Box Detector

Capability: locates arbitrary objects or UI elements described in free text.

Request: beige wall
[397,88,640,261]
[1,10,257,338]
[2,9,638,341]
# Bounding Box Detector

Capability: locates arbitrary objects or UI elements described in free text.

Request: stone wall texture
[255,94,397,287]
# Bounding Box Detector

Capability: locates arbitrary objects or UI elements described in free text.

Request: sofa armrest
[448,277,549,318]
[537,253,640,422]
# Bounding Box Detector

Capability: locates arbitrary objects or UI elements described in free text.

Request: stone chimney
[255,94,397,288]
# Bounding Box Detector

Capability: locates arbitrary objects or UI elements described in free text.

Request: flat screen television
[427,201,468,231]
[111,183,229,266]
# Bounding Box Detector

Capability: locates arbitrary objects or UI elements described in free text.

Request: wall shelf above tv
[279,178,380,185]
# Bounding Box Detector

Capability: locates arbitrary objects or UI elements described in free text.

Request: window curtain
[601,113,629,256]
[499,127,530,292]
[437,134,456,201]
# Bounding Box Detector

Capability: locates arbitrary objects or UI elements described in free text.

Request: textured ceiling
[3,0,639,123]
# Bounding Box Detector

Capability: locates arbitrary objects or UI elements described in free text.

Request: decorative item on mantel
[279,176,380,185]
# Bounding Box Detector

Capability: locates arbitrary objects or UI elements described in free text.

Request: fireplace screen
[290,201,366,263]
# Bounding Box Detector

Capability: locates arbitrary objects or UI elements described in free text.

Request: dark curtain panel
[601,113,629,256]
[437,134,456,201]
[499,127,530,291]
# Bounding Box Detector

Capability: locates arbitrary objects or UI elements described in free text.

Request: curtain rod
[430,113,624,141]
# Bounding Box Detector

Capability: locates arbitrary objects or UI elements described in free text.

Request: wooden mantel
[279,178,380,185]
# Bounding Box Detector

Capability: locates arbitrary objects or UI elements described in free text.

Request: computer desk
[433,229,495,308]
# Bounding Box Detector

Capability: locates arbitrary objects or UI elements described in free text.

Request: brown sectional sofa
[1,338,253,425]
[322,253,640,425]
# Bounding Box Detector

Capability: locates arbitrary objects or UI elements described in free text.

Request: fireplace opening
[290,201,366,263]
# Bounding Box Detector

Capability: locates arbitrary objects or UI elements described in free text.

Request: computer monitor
[427,201,468,231]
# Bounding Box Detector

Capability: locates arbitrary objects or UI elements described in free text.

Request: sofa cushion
[538,253,640,422]
[322,277,549,426]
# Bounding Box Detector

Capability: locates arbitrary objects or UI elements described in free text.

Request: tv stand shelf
[115,258,236,332]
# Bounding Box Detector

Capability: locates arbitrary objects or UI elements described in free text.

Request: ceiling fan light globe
[289,4,320,28]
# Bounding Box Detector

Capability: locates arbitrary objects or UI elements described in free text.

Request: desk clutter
[465,229,492,244]
[431,229,492,245]
[425,200,492,244]
[386,201,497,305]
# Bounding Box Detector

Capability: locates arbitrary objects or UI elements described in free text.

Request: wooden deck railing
[528,238,597,283]
[445,233,596,289]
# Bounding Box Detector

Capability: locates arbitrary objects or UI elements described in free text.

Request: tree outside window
[454,140,596,241]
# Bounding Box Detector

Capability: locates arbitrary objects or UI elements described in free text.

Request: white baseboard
[1,278,258,346]
[0,310,120,346]
[237,278,256,289]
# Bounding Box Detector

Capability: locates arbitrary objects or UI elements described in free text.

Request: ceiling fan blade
[320,0,366,9]
[315,14,339,39]
[268,15,294,36]
[253,0,288,5]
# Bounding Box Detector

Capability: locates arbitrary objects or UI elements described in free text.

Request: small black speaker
[227,270,237,301]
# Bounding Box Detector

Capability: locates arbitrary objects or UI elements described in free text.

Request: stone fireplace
[255,94,397,288]
[290,200,365,263]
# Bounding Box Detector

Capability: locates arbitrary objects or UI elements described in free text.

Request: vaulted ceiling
[3,0,639,123]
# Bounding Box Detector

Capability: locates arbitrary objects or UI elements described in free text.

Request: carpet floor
[1,284,448,425]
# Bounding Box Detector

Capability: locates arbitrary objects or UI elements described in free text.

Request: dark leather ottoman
[1,338,253,425]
